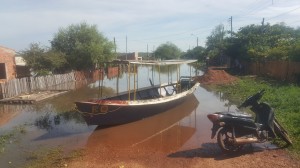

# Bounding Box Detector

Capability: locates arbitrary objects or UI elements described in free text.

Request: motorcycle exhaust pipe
[235,137,258,145]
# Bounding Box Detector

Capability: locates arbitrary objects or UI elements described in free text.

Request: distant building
[15,55,30,78]
[0,46,16,83]
[15,56,26,66]
[118,52,142,61]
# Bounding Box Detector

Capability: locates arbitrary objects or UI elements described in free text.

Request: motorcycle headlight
[219,122,225,126]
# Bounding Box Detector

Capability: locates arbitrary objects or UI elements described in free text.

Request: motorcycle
[207,89,292,153]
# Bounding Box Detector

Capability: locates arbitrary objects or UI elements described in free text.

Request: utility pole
[113,37,116,53]
[191,34,198,47]
[261,18,265,33]
[147,44,149,58]
[114,37,118,59]
[126,36,127,60]
[153,45,155,59]
[229,16,233,37]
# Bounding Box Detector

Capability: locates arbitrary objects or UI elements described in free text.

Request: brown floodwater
[0,64,271,167]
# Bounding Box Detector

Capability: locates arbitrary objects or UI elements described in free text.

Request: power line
[112,1,300,52]
[267,6,300,21]
[233,0,272,21]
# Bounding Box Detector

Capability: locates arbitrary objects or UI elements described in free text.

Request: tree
[183,46,206,61]
[288,40,300,61]
[154,42,181,60]
[51,22,115,71]
[230,23,297,61]
[20,43,67,76]
[205,24,227,59]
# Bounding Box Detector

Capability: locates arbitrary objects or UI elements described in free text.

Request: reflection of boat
[75,60,199,126]
[86,94,199,151]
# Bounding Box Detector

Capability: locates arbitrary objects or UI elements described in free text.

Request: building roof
[0,46,16,56]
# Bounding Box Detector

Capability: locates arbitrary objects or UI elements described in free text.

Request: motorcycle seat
[216,111,253,119]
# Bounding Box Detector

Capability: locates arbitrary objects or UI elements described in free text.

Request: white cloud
[1,0,300,52]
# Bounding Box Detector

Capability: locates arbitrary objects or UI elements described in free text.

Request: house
[0,46,16,83]
[118,52,142,61]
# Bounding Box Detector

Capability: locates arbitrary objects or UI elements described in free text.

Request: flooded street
[0,64,294,168]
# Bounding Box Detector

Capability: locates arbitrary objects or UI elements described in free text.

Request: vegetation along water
[210,75,300,156]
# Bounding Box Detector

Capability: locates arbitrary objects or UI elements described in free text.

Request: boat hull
[75,82,199,126]
[86,94,199,150]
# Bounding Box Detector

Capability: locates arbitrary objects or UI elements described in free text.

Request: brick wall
[0,46,16,83]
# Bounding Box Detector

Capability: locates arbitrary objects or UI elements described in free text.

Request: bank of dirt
[196,68,238,85]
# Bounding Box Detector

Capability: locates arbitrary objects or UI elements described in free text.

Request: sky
[1,0,300,53]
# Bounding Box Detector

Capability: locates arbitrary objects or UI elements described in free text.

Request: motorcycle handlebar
[238,89,265,108]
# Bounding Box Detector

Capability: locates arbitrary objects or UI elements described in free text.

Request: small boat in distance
[75,60,200,126]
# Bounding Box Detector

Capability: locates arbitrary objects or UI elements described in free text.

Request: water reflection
[0,63,205,167]
[86,94,199,153]
[93,63,199,96]
[0,104,24,127]
[200,86,249,114]
[201,86,238,111]
[34,111,85,131]
[148,64,178,74]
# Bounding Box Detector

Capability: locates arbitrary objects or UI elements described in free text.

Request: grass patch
[25,147,84,168]
[211,76,300,156]
[0,125,26,154]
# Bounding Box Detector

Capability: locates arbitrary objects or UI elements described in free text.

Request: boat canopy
[129,60,198,65]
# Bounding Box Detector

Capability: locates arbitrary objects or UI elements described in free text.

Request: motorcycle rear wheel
[273,118,292,146]
[217,127,243,153]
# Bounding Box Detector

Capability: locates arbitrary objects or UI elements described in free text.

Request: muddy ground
[67,69,300,168]
[68,147,299,168]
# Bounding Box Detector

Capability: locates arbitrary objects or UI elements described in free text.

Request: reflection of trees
[151,65,178,75]
[201,86,240,111]
[32,85,112,130]
[34,111,85,131]
[57,110,85,123]
[35,113,53,130]
[188,63,199,69]
[105,63,199,81]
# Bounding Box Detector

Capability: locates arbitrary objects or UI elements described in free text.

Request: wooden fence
[242,61,300,82]
[0,70,105,99]
[0,72,76,99]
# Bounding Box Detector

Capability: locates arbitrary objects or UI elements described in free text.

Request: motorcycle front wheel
[273,118,292,146]
[217,127,243,153]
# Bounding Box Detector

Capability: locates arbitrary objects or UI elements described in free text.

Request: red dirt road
[68,145,299,168]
